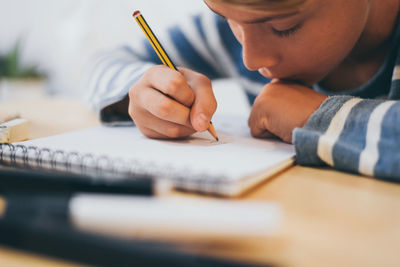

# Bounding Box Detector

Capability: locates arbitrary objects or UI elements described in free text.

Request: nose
[240,25,280,71]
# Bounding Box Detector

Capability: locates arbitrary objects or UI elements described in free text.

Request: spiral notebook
[0,115,295,197]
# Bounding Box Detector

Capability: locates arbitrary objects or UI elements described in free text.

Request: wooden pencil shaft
[133,11,218,141]
[135,14,177,70]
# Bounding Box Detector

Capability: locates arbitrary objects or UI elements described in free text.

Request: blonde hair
[208,0,307,11]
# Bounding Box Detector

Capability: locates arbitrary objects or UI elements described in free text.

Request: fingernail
[197,113,208,130]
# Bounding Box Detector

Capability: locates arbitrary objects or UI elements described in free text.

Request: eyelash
[271,23,302,38]
[220,15,302,38]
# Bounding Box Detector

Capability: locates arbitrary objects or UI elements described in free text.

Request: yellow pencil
[133,10,219,141]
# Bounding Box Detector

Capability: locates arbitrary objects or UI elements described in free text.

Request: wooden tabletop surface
[0,92,399,267]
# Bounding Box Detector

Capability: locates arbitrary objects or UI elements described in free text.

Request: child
[86,0,400,180]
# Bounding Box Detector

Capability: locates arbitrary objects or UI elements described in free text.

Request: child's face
[205,0,371,85]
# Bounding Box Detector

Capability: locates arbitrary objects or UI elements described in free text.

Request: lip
[258,67,314,85]
[258,68,272,78]
[258,67,282,79]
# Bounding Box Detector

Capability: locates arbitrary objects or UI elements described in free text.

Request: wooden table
[1,93,400,267]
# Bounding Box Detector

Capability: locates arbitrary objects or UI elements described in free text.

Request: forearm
[294,96,400,180]
[84,11,235,125]
[83,46,155,115]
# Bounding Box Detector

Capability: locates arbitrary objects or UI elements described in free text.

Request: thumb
[179,68,217,132]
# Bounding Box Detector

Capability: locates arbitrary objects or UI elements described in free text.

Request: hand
[128,66,217,139]
[248,80,328,143]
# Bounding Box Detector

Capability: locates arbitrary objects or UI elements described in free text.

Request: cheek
[281,9,369,80]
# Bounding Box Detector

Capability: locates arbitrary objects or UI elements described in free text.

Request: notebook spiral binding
[0,143,229,195]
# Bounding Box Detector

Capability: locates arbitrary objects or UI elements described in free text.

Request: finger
[138,87,192,128]
[139,112,196,139]
[145,65,195,107]
[130,101,195,139]
[252,129,277,139]
[248,114,276,139]
[179,68,217,132]
[138,126,170,139]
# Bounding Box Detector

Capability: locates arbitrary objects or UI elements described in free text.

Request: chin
[285,75,324,86]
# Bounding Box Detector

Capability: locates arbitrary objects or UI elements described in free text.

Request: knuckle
[211,98,218,112]
[260,117,270,130]
[253,96,263,107]
[283,135,292,143]
[128,99,136,118]
[129,84,143,102]
[197,73,211,84]
[149,65,160,71]
[248,116,268,138]
[249,121,257,136]
[141,65,161,82]
[248,119,257,135]
[166,74,185,95]
[140,128,156,139]
[247,116,253,128]
[148,65,162,74]
[165,126,181,139]
[128,104,135,119]
[250,127,259,138]
[138,71,150,84]
[156,98,173,118]
[129,84,137,99]
[128,107,140,124]
[143,132,154,139]
[128,102,146,126]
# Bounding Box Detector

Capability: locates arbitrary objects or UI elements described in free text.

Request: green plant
[0,41,46,79]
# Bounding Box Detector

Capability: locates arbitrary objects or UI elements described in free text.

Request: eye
[272,23,302,38]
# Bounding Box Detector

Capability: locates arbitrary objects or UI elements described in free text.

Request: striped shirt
[85,10,400,181]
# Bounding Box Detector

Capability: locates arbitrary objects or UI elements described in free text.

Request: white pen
[69,195,282,241]
[1,194,282,242]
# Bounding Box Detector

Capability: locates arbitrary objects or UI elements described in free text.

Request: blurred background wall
[0,0,206,96]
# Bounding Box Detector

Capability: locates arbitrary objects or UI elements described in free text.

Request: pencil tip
[207,121,219,142]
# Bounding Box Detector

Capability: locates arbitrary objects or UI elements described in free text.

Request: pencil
[133,10,219,141]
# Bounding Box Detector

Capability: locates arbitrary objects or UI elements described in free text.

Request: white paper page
[19,115,294,182]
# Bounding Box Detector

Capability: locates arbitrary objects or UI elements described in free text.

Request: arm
[294,96,400,181]
[248,80,400,181]
[83,46,156,125]
[84,11,232,126]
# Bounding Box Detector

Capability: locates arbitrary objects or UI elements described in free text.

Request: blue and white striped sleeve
[83,11,233,125]
[293,95,400,181]
[83,46,157,125]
